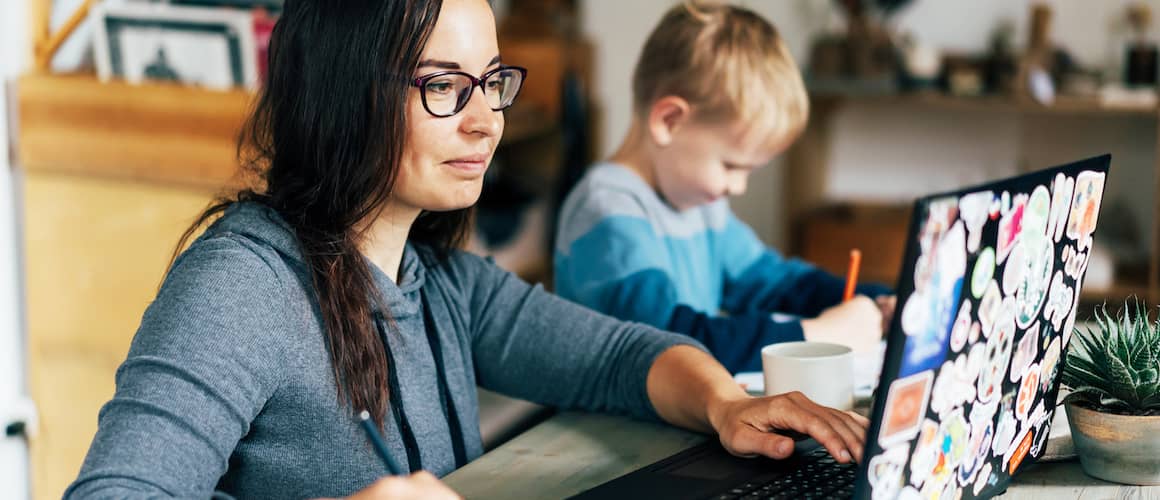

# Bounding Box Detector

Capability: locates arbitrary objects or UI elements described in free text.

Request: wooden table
[444,412,1160,499]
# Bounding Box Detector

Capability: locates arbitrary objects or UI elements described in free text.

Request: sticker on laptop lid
[1048,173,1075,243]
[1064,245,1089,280]
[1067,171,1106,251]
[1040,337,1062,393]
[879,370,934,448]
[972,462,993,496]
[971,248,995,300]
[978,280,1001,338]
[1005,426,1035,474]
[1009,323,1039,383]
[1043,271,1073,331]
[978,304,1015,405]
[997,193,1027,263]
[1016,362,1041,422]
[909,419,941,488]
[992,394,1018,457]
[959,421,992,486]
[1062,286,1081,346]
[950,301,972,353]
[1015,235,1054,329]
[960,191,993,253]
[868,444,909,500]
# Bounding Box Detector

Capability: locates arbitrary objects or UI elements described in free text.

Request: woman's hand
[706,391,870,464]
[326,471,461,500]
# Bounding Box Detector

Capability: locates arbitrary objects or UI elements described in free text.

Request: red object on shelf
[253,9,277,85]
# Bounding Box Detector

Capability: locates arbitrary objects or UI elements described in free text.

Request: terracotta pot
[1065,401,1160,485]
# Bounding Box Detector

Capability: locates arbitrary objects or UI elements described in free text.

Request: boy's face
[653,119,784,211]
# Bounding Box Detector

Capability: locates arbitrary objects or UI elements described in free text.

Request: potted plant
[1061,300,1160,485]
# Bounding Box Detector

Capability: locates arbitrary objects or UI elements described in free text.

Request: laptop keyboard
[706,447,857,500]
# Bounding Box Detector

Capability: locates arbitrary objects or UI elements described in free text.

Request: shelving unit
[785,91,1160,312]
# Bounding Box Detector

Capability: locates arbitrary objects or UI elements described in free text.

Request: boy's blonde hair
[632,1,809,146]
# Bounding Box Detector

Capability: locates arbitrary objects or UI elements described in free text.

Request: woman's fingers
[769,393,867,463]
[721,424,796,459]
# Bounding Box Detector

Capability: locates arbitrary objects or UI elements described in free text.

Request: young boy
[554,1,894,373]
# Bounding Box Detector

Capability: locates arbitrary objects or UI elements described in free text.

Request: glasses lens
[423,73,473,116]
[484,68,523,110]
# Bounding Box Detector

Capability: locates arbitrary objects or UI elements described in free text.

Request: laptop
[571,154,1111,500]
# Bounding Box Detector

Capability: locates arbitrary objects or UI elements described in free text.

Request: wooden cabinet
[21,172,212,499]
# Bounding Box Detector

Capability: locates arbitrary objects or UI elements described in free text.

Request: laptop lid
[854,154,1111,499]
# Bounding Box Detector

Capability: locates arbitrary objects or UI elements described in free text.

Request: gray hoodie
[65,202,701,499]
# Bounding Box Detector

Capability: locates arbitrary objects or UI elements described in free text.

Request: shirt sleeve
[464,254,704,421]
[65,237,293,499]
[719,212,891,318]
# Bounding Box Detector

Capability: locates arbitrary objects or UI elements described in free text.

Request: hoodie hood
[207,201,425,317]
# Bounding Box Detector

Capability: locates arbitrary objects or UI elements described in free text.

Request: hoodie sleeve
[464,256,704,421]
[65,236,293,499]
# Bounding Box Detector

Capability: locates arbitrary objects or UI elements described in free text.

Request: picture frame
[170,0,283,12]
[93,2,258,91]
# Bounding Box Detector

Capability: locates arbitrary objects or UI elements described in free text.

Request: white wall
[1,0,30,497]
[582,0,1160,249]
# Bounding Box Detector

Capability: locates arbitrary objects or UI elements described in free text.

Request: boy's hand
[707,392,869,464]
[875,295,897,332]
[800,296,882,353]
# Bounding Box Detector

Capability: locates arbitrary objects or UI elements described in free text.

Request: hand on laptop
[800,295,883,353]
[708,391,869,465]
[323,471,461,500]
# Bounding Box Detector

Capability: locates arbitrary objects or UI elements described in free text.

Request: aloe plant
[1062,300,1160,416]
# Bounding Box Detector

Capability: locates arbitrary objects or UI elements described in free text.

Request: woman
[66,0,869,498]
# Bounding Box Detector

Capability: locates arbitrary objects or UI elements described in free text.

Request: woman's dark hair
[173,0,471,427]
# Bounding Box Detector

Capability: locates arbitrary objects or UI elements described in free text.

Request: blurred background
[3,0,1160,498]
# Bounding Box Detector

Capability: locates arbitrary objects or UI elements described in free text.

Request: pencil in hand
[360,410,405,475]
[842,249,861,302]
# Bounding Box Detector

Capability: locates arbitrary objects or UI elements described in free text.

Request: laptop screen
[857,154,1111,499]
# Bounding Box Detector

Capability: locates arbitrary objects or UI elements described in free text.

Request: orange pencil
[843,249,861,302]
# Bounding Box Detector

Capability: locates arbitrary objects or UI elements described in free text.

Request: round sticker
[1016,363,1040,421]
[978,281,1001,338]
[1040,337,1061,393]
[1023,185,1051,238]
[972,247,996,299]
[1003,242,1025,296]
[950,302,972,353]
[1015,236,1053,329]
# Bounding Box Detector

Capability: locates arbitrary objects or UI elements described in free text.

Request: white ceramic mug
[762,341,854,411]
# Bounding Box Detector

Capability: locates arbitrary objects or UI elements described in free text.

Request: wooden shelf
[790,86,1160,313]
[16,72,559,189]
[18,72,254,189]
[1080,282,1157,306]
[811,91,1160,118]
